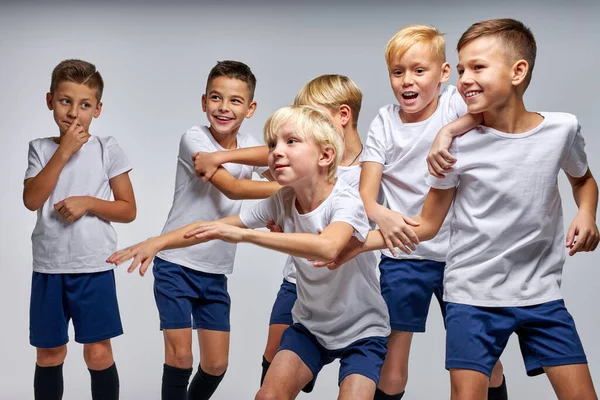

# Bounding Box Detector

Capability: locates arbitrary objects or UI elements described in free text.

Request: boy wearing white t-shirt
[191,74,371,391]
[139,61,278,400]
[23,59,136,400]
[359,25,506,399]
[108,105,391,400]
[331,18,599,400]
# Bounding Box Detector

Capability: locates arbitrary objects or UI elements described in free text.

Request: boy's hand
[184,222,245,243]
[57,117,91,159]
[192,151,223,182]
[313,237,363,270]
[266,220,283,233]
[106,238,162,276]
[566,211,600,256]
[54,196,91,222]
[427,128,457,178]
[375,207,419,256]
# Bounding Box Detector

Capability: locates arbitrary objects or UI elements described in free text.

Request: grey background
[1,1,599,398]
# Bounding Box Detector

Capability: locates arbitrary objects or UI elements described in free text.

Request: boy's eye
[457,69,464,76]
[81,103,90,109]
[287,138,298,145]
[231,98,242,104]
[416,68,425,74]
[474,65,484,71]
[210,95,221,100]
[393,70,403,76]
[60,99,70,105]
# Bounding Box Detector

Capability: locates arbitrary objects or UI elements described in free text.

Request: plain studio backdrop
[1,1,599,398]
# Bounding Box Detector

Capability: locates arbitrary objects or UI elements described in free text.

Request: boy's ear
[440,62,451,83]
[338,105,351,127]
[93,102,103,118]
[511,59,529,87]
[318,145,336,169]
[201,94,207,112]
[245,100,257,119]
[46,92,53,110]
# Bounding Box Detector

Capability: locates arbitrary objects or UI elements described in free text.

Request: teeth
[465,91,480,98]
[402,92,418,97]
[215,116,232,121]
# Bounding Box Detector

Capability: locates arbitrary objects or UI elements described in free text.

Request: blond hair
[385,24,446,69]
[264,106,343,183]
[293,74,362,126]
[457,18,536,90]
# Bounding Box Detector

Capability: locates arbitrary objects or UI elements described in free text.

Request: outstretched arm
[427,113,482,178]
[193,145,269,181]
[565,168,599,255]
[208,168,281,200]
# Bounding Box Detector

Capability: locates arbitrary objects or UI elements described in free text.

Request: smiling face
[46,81,102,135]
[202,76,256,140]
[389,42,450,123]
[457,36,516,114]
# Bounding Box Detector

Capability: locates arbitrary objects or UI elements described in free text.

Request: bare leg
[545,364,598,400]
[255,350,313,400]
[377,330,413,395]
[263,324,289,362]
[164,328,193,368]
[339,373,376,400]
[450,368,489,400]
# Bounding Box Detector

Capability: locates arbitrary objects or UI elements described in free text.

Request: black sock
[260,356,270,386]
[301,377,316,393]
[34,363,64,400]
[162,364,193,400]
[488,375,508,400]
[89,363,119,400]
[187,366,226,400]
[374,388,405,400]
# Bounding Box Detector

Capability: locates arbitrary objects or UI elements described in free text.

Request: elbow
[319,241,342,262]
[223,189,242,201]
[23,195,40,211]
[124,208,137,223]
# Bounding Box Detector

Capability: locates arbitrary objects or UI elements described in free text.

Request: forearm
[157,215,244,251]
[23,151,70,210]
[443,113,482,137]
[218,179,281,200]
[572,175,598,217]
[242,230,345,261]
[363,200,388,226]
[87,197,137,223]
[217,146,269,166]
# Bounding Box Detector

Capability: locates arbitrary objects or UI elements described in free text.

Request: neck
[292,175,335,214]
[482,96,541,134]
[340,125,363,166]
[209,126,238,149]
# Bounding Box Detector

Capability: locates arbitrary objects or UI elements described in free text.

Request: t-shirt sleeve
[239,192,279,229]
[360,111,388,165]
[330,190,371,242]
[104,136,132,179]
[447,86,468,120]
[24,140,44,180]
[561,120,588,178]
[179,129,214,173]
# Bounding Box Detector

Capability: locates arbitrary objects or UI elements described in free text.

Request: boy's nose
[67,106,78,118]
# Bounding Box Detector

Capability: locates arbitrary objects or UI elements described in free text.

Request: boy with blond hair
[330,18,599,400]
[192,74,372,390]
[24,59,137,400]
[108,105,391,400]
[138,60,279,400]
[359,25,506,399]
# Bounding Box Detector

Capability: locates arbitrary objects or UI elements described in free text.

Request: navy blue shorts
[379,256,445,332]
[279,323,388,386]
[269,279,297,326]
[446,300,588,377]
[153,257,231,331]
[29,270,123,348]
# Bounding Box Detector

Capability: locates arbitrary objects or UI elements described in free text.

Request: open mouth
[214,116,233,122]
[402,91,418,100]
[464,91,482,99]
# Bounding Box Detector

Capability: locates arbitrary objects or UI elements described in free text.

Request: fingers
[139,258,153,277]
[569,235,586,256]
[565,223,577,247]
[127,255,142,274]
[402,216,421,228]
[383,237,398,257]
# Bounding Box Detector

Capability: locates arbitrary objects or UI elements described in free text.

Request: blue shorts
[269,279,297,326]
[279,323,388,386]
[446,300,588,377]
[153,257,231,331]
[30,270,123,348]
[379,256,445,332]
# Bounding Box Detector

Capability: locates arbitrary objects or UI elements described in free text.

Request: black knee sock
[34,363,64,400]
[488,375,508,400]
[89,363,119,400]
[374,388,405,400]
[187,366,226,400]
[260,356,270,386]
[162,364,193,400]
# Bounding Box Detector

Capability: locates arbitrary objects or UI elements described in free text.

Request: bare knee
[255,387,283,400]
[379,365,408,393]
[166,345,193,369]
[83,341,114,370]
[201,359,228,376]
[37,346,67,367]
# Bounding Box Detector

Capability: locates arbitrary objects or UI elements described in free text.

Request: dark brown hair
[206,60,257,100]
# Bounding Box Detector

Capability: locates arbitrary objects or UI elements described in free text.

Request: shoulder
[28,137,53,149]
[180,125,215,148]
[369,104,398,131]
[96,135,119,147]
[237,131,263,147]
[331,180,362,206]
[540,112,578,131]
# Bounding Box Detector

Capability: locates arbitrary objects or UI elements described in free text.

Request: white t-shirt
[361,85,467,261]
[25,136,132,273]
[240,180,390,349]
[157,126,266,274]
[282,164,364,284]
[426,112,588,307]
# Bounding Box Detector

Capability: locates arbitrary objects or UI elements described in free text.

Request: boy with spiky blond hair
[359,25,506,399]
